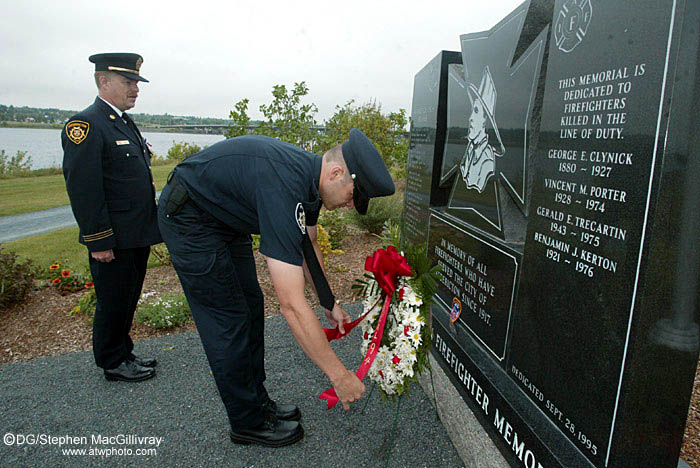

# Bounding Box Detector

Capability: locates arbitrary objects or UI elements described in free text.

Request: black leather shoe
[128,353,157,368]
[265,399,301,421]
[104,359,156,382]
[230,418,303,447]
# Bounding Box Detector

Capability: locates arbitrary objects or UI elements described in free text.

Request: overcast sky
[2,0,523,121]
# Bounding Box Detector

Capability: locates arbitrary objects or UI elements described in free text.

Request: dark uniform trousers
[157,182,269,429]
[90,246,150,369]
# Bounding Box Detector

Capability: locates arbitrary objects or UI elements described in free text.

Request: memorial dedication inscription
[510,0,676,464]
[405,1,700,467]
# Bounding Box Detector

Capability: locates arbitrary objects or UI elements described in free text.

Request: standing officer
[157,129,395,447]
[62,53,161,382]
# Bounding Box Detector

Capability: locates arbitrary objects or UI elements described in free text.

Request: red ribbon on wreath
[320,246,412,409]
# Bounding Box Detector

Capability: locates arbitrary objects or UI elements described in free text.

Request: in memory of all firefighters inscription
[403,1,700,467]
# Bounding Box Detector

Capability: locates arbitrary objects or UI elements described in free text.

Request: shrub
[316,101,408,169]
[69,286,96,318]
[316,225,343,264]
[379,219,403,248]
[350,192,404,235]
[318,210,348,250]
[1,166,62,179]
[150,244,171,266]
[0,246,34,309]
[0,149,33,177]
[151,157,170,167]
[135,294,191,329]
[149,150,169,166]
[166,141,203,161]
[390,165,406,183]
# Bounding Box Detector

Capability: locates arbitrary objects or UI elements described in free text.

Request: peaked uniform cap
[89,53,149,82]
[341,128,395,215]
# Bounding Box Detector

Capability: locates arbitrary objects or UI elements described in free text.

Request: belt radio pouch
[165,176,189,217]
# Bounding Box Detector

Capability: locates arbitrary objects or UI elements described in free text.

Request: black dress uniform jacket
[62,97,162,251]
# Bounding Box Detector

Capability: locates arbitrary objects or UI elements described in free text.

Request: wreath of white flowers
[359,276,426,396]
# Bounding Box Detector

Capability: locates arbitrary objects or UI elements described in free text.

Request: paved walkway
[0,205,76,243]
[0,191,162,243]
[0,304,464,468]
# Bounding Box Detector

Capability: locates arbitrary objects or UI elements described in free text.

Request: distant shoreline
[0,121,225,135]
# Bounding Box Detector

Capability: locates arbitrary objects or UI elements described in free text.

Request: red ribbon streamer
[320,246,412,409]
[323,296,381,341]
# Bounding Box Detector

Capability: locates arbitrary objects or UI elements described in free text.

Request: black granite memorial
[403,50,461,246]
[402,1,700,467]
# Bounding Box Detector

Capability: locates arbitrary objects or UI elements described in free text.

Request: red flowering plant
[70,283,96,318]
[46,262,90,295]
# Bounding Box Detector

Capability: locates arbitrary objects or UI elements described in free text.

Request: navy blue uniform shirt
[176,135,323,266]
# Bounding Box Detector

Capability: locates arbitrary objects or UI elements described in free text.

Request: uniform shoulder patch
[65,120,90,145]
[295,203,306,235]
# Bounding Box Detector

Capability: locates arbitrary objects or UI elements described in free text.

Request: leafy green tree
[258,82,318,150]
[225,82,319,150]
[317,100,408,176]
[224,98,252,139]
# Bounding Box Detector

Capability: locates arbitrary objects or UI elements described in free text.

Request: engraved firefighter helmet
[467,66,505,157]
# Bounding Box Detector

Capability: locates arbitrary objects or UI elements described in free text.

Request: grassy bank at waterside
[0,161,177,217]
[5,226,166,274]
[5,226,89,273]
[0,121,63,130]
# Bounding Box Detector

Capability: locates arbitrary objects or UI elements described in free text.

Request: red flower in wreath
[84,282,94,289]
[61,270,71,278]
[49,264,60,270]
[51,278,61,285]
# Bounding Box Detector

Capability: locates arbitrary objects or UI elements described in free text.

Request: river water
[0,127,225,169]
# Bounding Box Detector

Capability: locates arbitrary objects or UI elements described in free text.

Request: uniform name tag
[116,140,130,146]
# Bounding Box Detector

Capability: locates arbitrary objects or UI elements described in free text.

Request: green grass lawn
[1,160,177,274]
[0,174,71,216]
[0,161,177,217]
[5,226,168,273]
[5,226,89,274]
